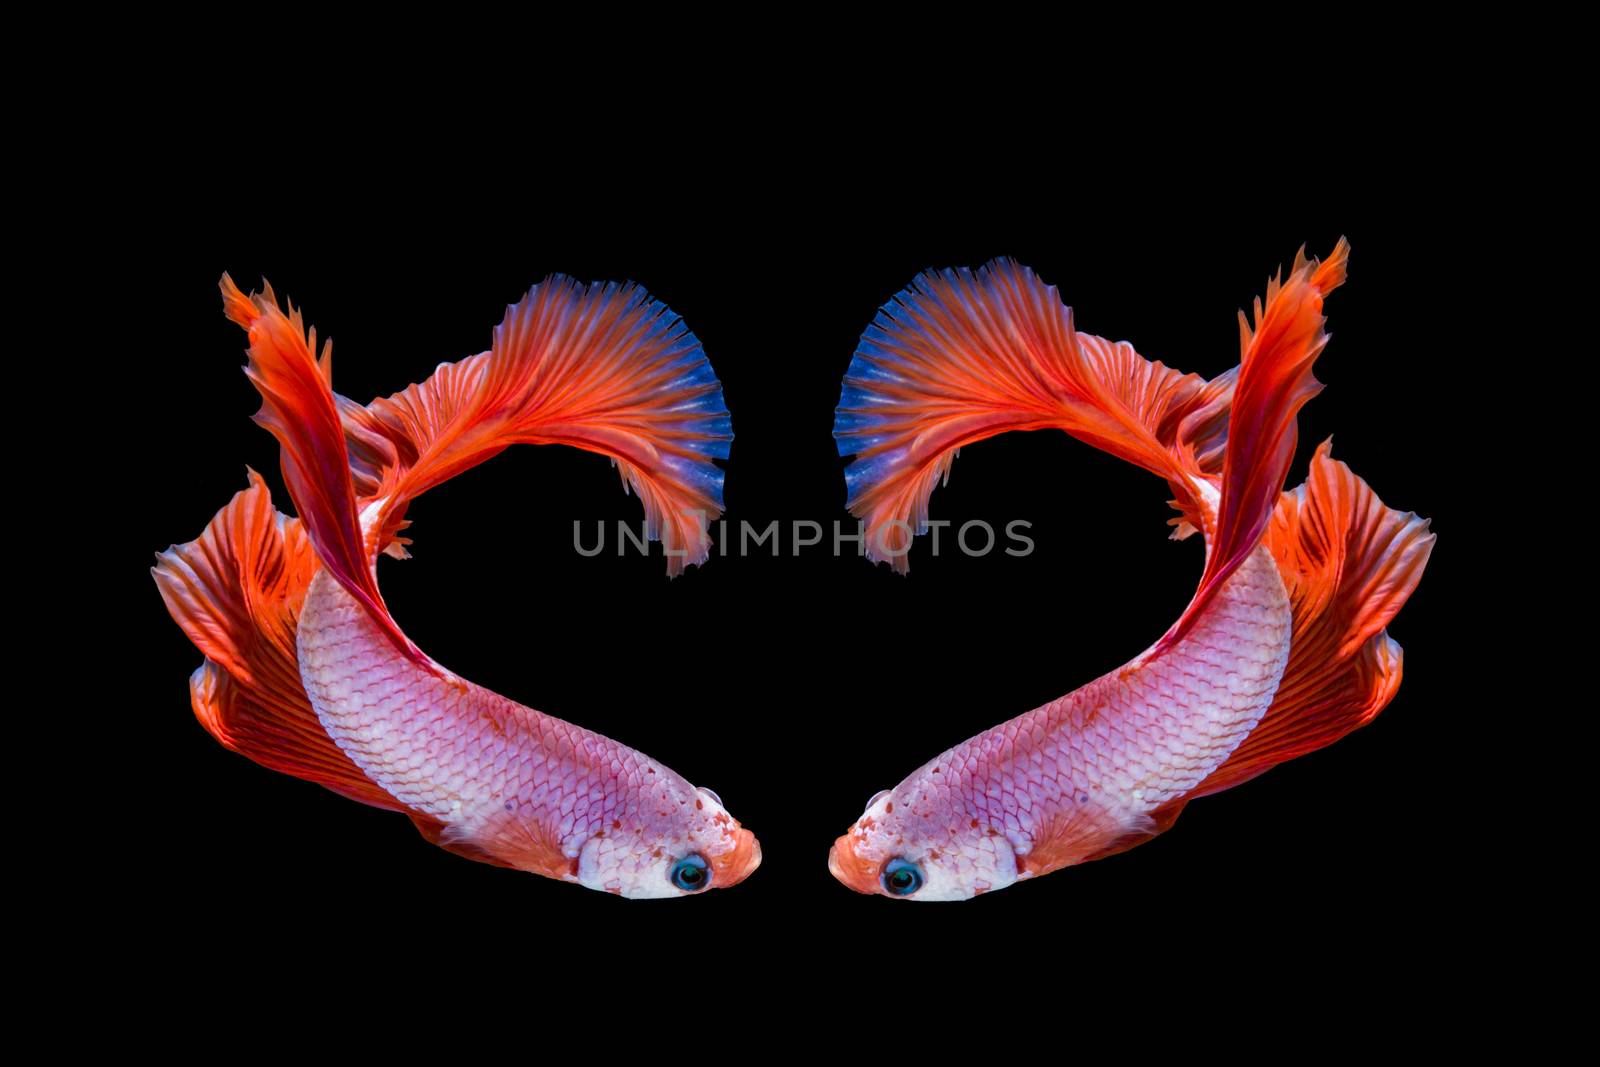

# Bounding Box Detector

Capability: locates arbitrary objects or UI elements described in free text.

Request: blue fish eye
[882,858,923,896]
[670,854,711,892]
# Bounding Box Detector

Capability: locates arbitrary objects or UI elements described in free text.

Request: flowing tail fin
[333,276,733,577]
[152,472,403,811]
[833,259,1236,573]
[1193,440,1435,795]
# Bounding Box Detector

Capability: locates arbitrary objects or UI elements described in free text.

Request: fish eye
[670,854,711,892]
[882,857,923,896]
[698,787,723,807]
[861,789,891,816]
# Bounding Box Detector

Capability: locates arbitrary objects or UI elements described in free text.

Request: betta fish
[828,241,1434,900]
[155,275,759,898]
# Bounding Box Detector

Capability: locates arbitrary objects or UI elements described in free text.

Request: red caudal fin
[1192,440,1434,796]
[152,472,402,810]
[833,259,1236,572]
[219,275,421,660]
[1158,240,1350,650]
[337,276,732,576]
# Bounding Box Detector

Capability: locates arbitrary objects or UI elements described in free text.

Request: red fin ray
[1161,239,1351,649]
[350,278,732,575]
[219,274,419,661]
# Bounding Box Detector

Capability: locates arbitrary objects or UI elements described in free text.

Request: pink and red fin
[152,472,402,811]
[831,242,1353,667]
[833,259,1237,572]
[331,277,731,576]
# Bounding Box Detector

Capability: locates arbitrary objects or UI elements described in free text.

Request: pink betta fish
[155,275,759,898]
[828,241,1434,900]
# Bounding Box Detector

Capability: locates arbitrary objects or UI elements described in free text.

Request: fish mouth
[827,832,882,895]
[711,826,762,889]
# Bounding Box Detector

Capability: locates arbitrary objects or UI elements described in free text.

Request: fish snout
[711,826,761,889]
[828,832,882,895]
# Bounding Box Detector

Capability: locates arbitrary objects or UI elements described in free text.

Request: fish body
[829,243,1434,899]
[839,515,1290,900]
[157,276,758,898]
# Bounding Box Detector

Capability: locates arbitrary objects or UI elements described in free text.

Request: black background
[113,152,1477,988]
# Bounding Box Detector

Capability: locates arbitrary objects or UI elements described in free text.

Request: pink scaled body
[835,495,1289,899]
[299,557,751,897]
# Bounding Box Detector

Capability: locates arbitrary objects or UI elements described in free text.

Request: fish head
[827,788,1019,901]
[575,784,761,899]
